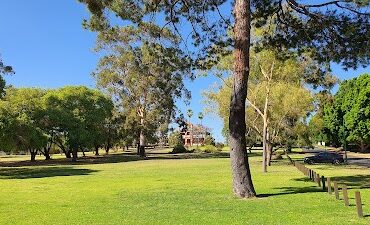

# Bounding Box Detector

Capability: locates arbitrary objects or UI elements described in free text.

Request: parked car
[304,152,344,164]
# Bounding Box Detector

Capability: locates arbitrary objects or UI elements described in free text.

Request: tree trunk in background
[30,149,37,162]
[139,129,146,157]
[59,144,71,158]
[262,120,268,172]
[65,150,72,158]
[43,147,51,160]
[267,142,273,166]
[359,141,369,153]
[72,147,78,162]
[95,145,99,156]
[229,0,256,198]
[105,145,110,155]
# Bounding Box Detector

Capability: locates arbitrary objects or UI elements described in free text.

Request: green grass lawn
[0,151,369,225]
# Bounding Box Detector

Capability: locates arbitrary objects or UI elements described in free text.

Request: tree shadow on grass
[0,151,235,168]
[0,166,97,179]
[293,175,370,189]
[330,175,370,189]
[258,185,324,198]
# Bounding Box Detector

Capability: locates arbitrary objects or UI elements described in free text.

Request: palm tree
[187,109,193,146]
[198,112,204,145]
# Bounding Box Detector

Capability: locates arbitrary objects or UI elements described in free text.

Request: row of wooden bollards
[290,158,366,218]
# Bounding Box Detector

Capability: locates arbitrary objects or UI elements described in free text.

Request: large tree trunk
[105,144,110,155]
[229,0,256,198]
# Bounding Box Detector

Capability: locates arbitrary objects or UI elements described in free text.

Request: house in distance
[181,123,210,146]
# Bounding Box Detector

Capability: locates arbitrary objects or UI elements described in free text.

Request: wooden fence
[286,155,367,218]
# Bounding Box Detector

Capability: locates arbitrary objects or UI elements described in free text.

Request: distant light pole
[342,113,348,163]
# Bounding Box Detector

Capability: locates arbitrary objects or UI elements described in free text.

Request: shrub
[215,142,225,150]
[168,131,183,147]
[171,144,187,154]
[204,135,215,146]
[202,144,221,153]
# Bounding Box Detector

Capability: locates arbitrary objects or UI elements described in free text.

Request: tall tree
[79,0,370,198]
[0,56,14,97]
[324,73,370,152]
[91,25,191,157]
[204,50,314,172]
[0,88,47,161]
[41,86,113,161]
[187,109,194,145]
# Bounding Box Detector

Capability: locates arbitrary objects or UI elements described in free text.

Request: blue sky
[0,0,368,142]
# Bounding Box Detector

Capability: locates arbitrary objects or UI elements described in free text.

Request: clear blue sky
[0,0,368,142]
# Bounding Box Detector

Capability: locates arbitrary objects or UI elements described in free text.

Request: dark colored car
[304,152,344,164]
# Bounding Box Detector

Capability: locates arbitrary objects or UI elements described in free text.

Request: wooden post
[334,181,339,200]
[312,171,315,181]
[317,173,321,187]
[342,185,349,207]
[321,176,326,191]
[327,177,332,194]
[355,191,363,218]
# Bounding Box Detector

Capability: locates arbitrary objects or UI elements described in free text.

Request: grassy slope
[0,152,369,225]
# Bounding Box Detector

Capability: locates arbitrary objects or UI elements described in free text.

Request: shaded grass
[0,152,369,224]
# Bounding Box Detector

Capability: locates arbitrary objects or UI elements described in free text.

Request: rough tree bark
[229,0,256,198]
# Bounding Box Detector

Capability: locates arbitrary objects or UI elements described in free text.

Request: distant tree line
[310,73,370,152]
[0,86,121,161]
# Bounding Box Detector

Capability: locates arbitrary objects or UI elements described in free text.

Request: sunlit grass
[0,151,369,224]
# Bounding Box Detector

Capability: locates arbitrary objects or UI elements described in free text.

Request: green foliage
[0,56,14,97]
[168,131,183,147]
[91,23,191,152]
[171,144,188,154]
[202,145,221,153]
[324,73,370,152]
[0,88,47,155]
[41,86,113,155]
[204,135,215,146]
[215,142,225,150]
[204,50,314,147]
[79,1,369,70]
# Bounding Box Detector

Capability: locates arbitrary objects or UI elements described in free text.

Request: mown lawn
[0,151,369,225]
